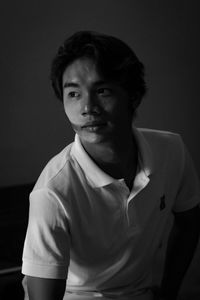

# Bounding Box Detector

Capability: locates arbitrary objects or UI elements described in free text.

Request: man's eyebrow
[63,82,80,89]
[63,80,110,89]
[93,80,109,86]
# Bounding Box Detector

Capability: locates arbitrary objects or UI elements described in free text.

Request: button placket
[126,171,150,228]
[117,180,131,226]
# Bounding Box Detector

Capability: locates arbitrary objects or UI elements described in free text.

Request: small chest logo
[160,194,166,210]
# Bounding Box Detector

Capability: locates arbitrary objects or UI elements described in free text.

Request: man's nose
[81,93,101,116]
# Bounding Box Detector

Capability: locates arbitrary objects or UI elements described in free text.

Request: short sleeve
[173,143,200,212]
[22,188,70,279]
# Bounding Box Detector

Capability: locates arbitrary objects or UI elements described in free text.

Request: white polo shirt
[22,127,200,299]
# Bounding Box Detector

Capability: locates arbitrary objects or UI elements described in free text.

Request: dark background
[0,1,200,298]
[1,0,200,187]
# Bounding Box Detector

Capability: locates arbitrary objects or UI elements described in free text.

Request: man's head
[50,31,147,147]
[50,30,146,109]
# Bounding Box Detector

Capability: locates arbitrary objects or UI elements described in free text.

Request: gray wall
[1,0,200,186]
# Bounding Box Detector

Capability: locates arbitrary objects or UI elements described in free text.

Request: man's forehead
[62,58,107,87]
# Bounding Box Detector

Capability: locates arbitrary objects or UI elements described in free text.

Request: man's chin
[78,131,109,145]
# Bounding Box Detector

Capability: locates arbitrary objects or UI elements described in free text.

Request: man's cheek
[65,111,79,125]
[70,122,82,133]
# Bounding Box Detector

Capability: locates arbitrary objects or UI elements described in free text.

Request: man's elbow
[26,276,66,300]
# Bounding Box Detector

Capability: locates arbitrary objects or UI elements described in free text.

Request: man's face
[62,57,134,146]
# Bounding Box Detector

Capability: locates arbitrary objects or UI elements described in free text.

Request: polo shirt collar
[71,126,154,188]
[132,126,154,177]
[71,134,115,187]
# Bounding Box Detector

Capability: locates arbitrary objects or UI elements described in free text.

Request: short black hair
[50,31,146,109]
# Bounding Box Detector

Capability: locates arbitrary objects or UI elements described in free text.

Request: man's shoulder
[33,141,75,191]
[138,127,180,139]
[137,128,185,164]
[138,127,183,148]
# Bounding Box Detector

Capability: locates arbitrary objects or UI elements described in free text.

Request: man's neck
[81,133,138,189]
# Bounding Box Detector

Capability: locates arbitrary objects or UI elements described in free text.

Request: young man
[22,31,200,300]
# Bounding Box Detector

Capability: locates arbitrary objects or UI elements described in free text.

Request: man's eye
[97,88,112,96]
[68,91,80,98]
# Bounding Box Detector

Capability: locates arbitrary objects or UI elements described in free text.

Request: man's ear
[130,93,140,110]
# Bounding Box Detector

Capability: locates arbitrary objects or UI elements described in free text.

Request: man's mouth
[82,122,107,132]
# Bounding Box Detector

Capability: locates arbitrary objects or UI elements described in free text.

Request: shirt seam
[30,187,70,220]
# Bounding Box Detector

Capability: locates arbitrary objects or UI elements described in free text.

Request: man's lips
[81,121,107,128]
[81,122,107,131]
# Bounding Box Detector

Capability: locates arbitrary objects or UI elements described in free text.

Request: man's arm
[27,276,66,300]
[159,205,200,300]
